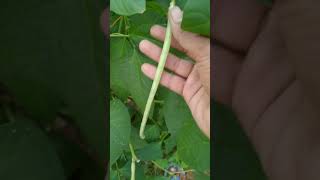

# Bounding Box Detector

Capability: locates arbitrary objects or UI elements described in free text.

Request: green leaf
[146,0,188,16]
[118,162,146,179]
[110,99,131,165]
[181,0,210,36]
[128,2,167,41]
[136,164,147,180]
[163,92,192,138]
[144,124,161,141]
[109,169,118,180]
[176,0,188,8]
[111,0,146,16]
[110,38,152,111]
[110,38,132,101]
[130,127,148,150]
[153,159,169,170]
[164,136,176,154]
[0,119,65,180]
[146,1,167,16]
[136,142,162,161]
[177,119,210,172]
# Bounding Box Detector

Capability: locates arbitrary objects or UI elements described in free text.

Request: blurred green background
[213,102,266,180]
[0,0,108,179]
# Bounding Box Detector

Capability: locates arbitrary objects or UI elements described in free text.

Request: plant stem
[153,99,164,104]
[129,143,139,162]
[160,132,169,142]
[139,0,175,139]
[110,33,129,38]
[131,158,135,180]
[129,143,139,180]
[111,16,122,28]
[118,16,123,33]
[151,160,195,176]
[124,16,129,34]
[151,160,172,175]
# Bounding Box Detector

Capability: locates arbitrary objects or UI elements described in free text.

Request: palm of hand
[214,1,320,179]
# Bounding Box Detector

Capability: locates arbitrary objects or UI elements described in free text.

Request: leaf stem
[124,16,129,34]
[129,143,139,162]
[139,0,175,139]
[110,33,130,38]
[151,160,195,176]
[151,160,173,175]
[118,16,123,33]
[153,99,164,104]
[111,16,122,28]
[131,158,135,180]
[129,143,139,180]
[160,132,169,142]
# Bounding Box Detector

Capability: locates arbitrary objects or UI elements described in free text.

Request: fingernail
[170,6,183,24]
[139,40,148,50]
[150,25,160,34]
[141,64,148,71]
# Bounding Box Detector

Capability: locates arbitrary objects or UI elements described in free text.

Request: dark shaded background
[0,0,108,179]
[212,103,266,180]
[212,0,266,179]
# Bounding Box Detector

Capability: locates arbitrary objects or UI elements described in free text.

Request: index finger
[150,25,185,52]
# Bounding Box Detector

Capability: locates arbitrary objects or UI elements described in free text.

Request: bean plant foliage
[109,0,210,179]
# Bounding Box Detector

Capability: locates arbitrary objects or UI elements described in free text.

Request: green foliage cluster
[0,0,107,179]
[109,0,210,179]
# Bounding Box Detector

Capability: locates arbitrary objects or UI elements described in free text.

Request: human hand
[139,6,211,138]
[214,0,320,179]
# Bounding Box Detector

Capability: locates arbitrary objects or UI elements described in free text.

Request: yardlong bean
[139,0,176,139]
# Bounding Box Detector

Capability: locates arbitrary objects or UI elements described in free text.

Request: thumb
[169,6,210,62]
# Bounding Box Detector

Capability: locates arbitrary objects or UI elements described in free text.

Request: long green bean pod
[139,0,175,139]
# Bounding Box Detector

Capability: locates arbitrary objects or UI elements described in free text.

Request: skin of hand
[138,6,211,138]
[214,0,320,179]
